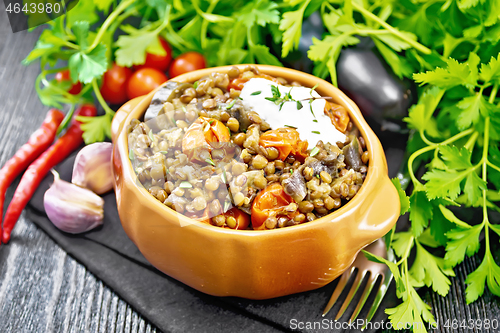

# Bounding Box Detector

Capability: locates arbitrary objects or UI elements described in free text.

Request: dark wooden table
[0,5,158,332]
[0,2,499,332]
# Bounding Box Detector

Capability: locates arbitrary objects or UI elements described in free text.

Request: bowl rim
[116,64,390,236]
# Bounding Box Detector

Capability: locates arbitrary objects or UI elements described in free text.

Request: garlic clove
[72,142,113,194]
[44,169,104,234]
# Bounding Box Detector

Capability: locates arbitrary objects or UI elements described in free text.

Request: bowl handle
[355,173,400,244]
[111,97,143,143]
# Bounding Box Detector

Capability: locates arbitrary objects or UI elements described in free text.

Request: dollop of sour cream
[239,78,346,149]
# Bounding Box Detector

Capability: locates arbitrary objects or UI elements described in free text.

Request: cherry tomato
[259,128,308,162]
[222,208,250,230]
[55,70,82,95]
[134,38,173,72]
[169,52,206,78]
[126,68,168,100]
[325,101,350,133]
[251,183,298,230]
[100,63,133,105]
[182,117,230,161]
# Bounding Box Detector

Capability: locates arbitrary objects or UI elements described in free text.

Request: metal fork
[322,238,394,328]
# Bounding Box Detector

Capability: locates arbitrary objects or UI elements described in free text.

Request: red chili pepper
[2,105,97,244]
[0,109,64,238]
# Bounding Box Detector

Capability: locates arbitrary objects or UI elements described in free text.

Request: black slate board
[24,130,407,333]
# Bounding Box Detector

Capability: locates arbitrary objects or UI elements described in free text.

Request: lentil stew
[127,66,369,230]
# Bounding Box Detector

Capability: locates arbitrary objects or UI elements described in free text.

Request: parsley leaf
[280,0,310,58]
[308,34,359,86]
[413,58,476,89]
[444,225,482,267]
[22,29,67,65]
[375,31,416,52]
[67,0,99,26]
[68,43,108,84]
[456,94,494,130]
[385,287,434,333]
[410,242,455,296]
[72,21,90,49]
[93,0,113,12]
[251,44,282,66]
[480,54,500,83]
[115,33,165,67]
[373,38,414,79]
[76,112,113,144]
[392,178,410,215]
[392,231,414,258]
[438,146,473,170]
[438,205,472,229]
[464,171,487,206]
[404,86,444,138]
[409,191,433,237]
[422,169,467,200]
[239,0,280,28]
[465,251,500,304]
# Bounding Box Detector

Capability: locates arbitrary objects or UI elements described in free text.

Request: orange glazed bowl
[111,65,400,299]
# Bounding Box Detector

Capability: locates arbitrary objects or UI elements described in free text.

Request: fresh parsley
[264,84,326,112]
[369,53,500,332]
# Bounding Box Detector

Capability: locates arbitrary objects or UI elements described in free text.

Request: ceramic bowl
[111,65,400,299]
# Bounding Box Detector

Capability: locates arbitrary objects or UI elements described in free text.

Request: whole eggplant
[284,14,415,133]
[336,39,416,132]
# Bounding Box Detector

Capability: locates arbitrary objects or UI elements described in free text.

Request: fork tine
[361,249,396,330]
[348,273,380,323]
[361,271,394,331]
[335,270,367,320]
[322,267,354,316]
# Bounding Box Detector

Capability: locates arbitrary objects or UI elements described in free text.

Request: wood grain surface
[0,4,158,332]
[0,2,499,332]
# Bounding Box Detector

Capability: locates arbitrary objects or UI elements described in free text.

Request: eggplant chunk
[343,136,363,171]
[282,167,307,202]
[144,81,192,121]
[227,100,251,131]
[305,154,345,179]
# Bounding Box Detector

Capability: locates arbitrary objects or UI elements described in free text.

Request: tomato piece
[223,208,250,230]
[228,73,280,91]
[182,117,230,161]
[134,38,173,72]
[325,101,350,133]
[100,63,133,105]
[55,70,82,95]
[126,68,168,100]
[251,183,297,230]
[259,128,308,162]
[169,52,206,78]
